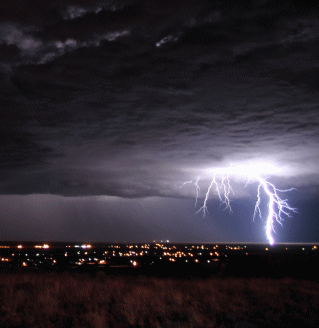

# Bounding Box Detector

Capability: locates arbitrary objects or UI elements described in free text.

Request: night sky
[1,0,319,243]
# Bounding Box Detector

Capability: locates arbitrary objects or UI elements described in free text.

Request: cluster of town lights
[0,243,317,268]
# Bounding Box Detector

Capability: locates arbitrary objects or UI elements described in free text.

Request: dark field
[0,270,318,328]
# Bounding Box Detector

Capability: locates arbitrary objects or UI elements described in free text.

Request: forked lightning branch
[184,164,297,245]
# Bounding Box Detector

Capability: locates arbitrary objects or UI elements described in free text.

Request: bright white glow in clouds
[207,162,283,177]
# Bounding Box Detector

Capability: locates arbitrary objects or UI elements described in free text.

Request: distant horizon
[1,240,318,246]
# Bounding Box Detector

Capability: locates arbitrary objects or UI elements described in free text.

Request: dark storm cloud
[0,0,319,200]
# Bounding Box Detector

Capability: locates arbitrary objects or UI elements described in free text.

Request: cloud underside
[0,0,318,198]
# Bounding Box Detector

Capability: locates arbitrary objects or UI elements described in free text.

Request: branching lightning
[186,164,297,245]
[252,177,296,245]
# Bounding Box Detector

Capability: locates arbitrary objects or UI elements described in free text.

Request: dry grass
[0,271,318,327]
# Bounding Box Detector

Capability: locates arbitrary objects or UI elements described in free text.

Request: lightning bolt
[196,178,215,217]
[253,176,297,246]
[188,166,297,245]
[196,173,234,216]
[194,177,200,207]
